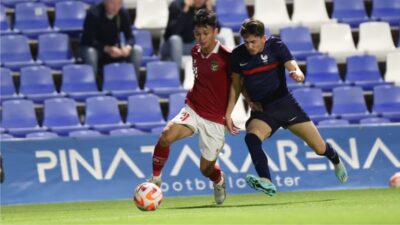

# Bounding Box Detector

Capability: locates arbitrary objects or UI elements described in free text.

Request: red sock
[152,140,170,176]
[209,164,222,184]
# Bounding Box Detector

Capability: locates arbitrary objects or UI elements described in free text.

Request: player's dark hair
[193,9,218,28]
[240,18,265,37]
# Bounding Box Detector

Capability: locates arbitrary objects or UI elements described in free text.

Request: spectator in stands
[161,0,213,69]
[80,0,142,75]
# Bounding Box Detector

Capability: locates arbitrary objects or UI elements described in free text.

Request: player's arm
[284,60,305,83]
[225,72,241,135]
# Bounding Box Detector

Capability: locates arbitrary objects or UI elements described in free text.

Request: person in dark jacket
[161,0,213,69]
[80,0,142,75]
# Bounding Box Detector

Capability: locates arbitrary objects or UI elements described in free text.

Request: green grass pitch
[2,188,399,225]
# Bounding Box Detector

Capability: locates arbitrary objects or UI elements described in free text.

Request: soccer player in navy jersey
[225,18,348,196]
[149,9,231,204]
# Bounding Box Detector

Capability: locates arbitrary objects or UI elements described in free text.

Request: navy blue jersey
[231,37,294,104]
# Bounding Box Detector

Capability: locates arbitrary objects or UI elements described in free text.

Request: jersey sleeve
[275,39,294,63]
[230,49,241,74]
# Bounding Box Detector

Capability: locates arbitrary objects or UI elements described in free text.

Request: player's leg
[288,121,348,183]
[244,118,277,196]
[198,121,226,204]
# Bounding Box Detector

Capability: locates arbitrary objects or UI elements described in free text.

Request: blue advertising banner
[1,125,399,205]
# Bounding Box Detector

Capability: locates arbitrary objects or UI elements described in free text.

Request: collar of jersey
[198,41,220,59]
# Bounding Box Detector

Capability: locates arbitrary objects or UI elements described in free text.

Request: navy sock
[323,143,340,164]
[244,133,271,180]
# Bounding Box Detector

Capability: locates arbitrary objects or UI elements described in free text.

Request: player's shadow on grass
[169,199,336,210]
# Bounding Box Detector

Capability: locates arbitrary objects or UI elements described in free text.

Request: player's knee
[200,164,213,177]
[159,130,175,147]
[245,132,264,145]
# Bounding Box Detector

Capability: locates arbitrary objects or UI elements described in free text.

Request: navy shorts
[246,94,311,136]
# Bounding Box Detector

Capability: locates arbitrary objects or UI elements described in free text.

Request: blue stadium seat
[280,26,320,61]
[54,1,86,33]
[1,133,14,140]
[168,92,186,120]
[292,87,332,123]
[37,33,76,69]
[85,96,130,133]
[331,86,375,123]
[26,131,59,139]
[14,2,54,38]
[80,0,102,5]
[371,0,400,26]
[372,85,400,121]
[109,128,147,136]
[62,64,105,102]
[305,55,346,91]
[133,29,160,67]
[332,0,370,28]
[150,126,164,134]
[127,94,166,132]
[0,4,15,35]
[0,127,5,133]
[19,66,65,103]
[43,98,88,135]
[0,35,40,71]
[318,119,350,127]
[0,67,23,103]
[359,117,391,124]
[40,0,68,6]
[145,61,185,97]
[345,55,387,90]
[215,0,248,32]
[69,130,102,137]
[1,0,35,8]
[2,99,47,136]
[103,63,145,99]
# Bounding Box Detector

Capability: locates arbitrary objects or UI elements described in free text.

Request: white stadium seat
[385,52,400,85]
[232,95,250,130]
[134,0,169,30]
[253,0,295,35]
[218,27,236,51]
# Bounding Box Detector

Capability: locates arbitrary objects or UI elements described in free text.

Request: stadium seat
[19,66,65,103]
[231,94,249,130]
[62,64,105,102]
[305,55,346,91]
[14,2,54,38]
[134,0,168,30]
[69,130,102,137]
[280,26,320,61]
[2,99,47,137]
[0,35,40,71]
[0,67,23,103]
[218,27,236,50]
[253,0,294,35]
[331,86,375,123]
[109,128,147,136]
[43,98,88,135]
[385,52,400,85]
[0,127,5,133]
[85,96,130,133]
[133,29,160,67]
[291,0,337,33]
[292,87,332,123]
[371,0,400,26]
[332,0,370,28]
[54,1,86,33]
[127,94,166,132]
[183,59,194,90]
[215,0,248,32]
[168,92,186,120]
[0,4,15,35]
[345,55,387,90]
[357,22,397,61]
[1,133,14,140]
[1,0,35,8]
[150,126,164,134]
[80,0,102,5]
[372,85,400,121]
[145,61,185,98]
[318,23,359,63]
[37,33,76,70]
[103,63,145,100]
[26,131,59,139]
[318,119,350,127]
[359,117,391,124]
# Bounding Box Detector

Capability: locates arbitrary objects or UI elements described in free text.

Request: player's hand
[225,116,240,135]
[109,47,124,58]
[248,101,263,112]
[290,70,305,83]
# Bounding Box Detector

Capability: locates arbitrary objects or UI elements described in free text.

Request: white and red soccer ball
[133,182,163,211]
[389,172,400,188]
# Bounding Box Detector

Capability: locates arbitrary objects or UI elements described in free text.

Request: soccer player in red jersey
[149,9,231,205]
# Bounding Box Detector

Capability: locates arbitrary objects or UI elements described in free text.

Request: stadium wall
[1,125,399,205]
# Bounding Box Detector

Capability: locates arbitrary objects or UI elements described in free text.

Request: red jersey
[186,42,231,125]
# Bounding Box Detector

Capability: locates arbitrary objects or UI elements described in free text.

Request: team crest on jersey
[261,54,268,63]
[211,60,219,72]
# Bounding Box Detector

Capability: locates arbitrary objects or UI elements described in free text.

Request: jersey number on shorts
[180,112,190,122]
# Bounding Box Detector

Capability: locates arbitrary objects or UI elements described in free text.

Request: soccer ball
[133,182,163,211]
[389,172,400,188]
